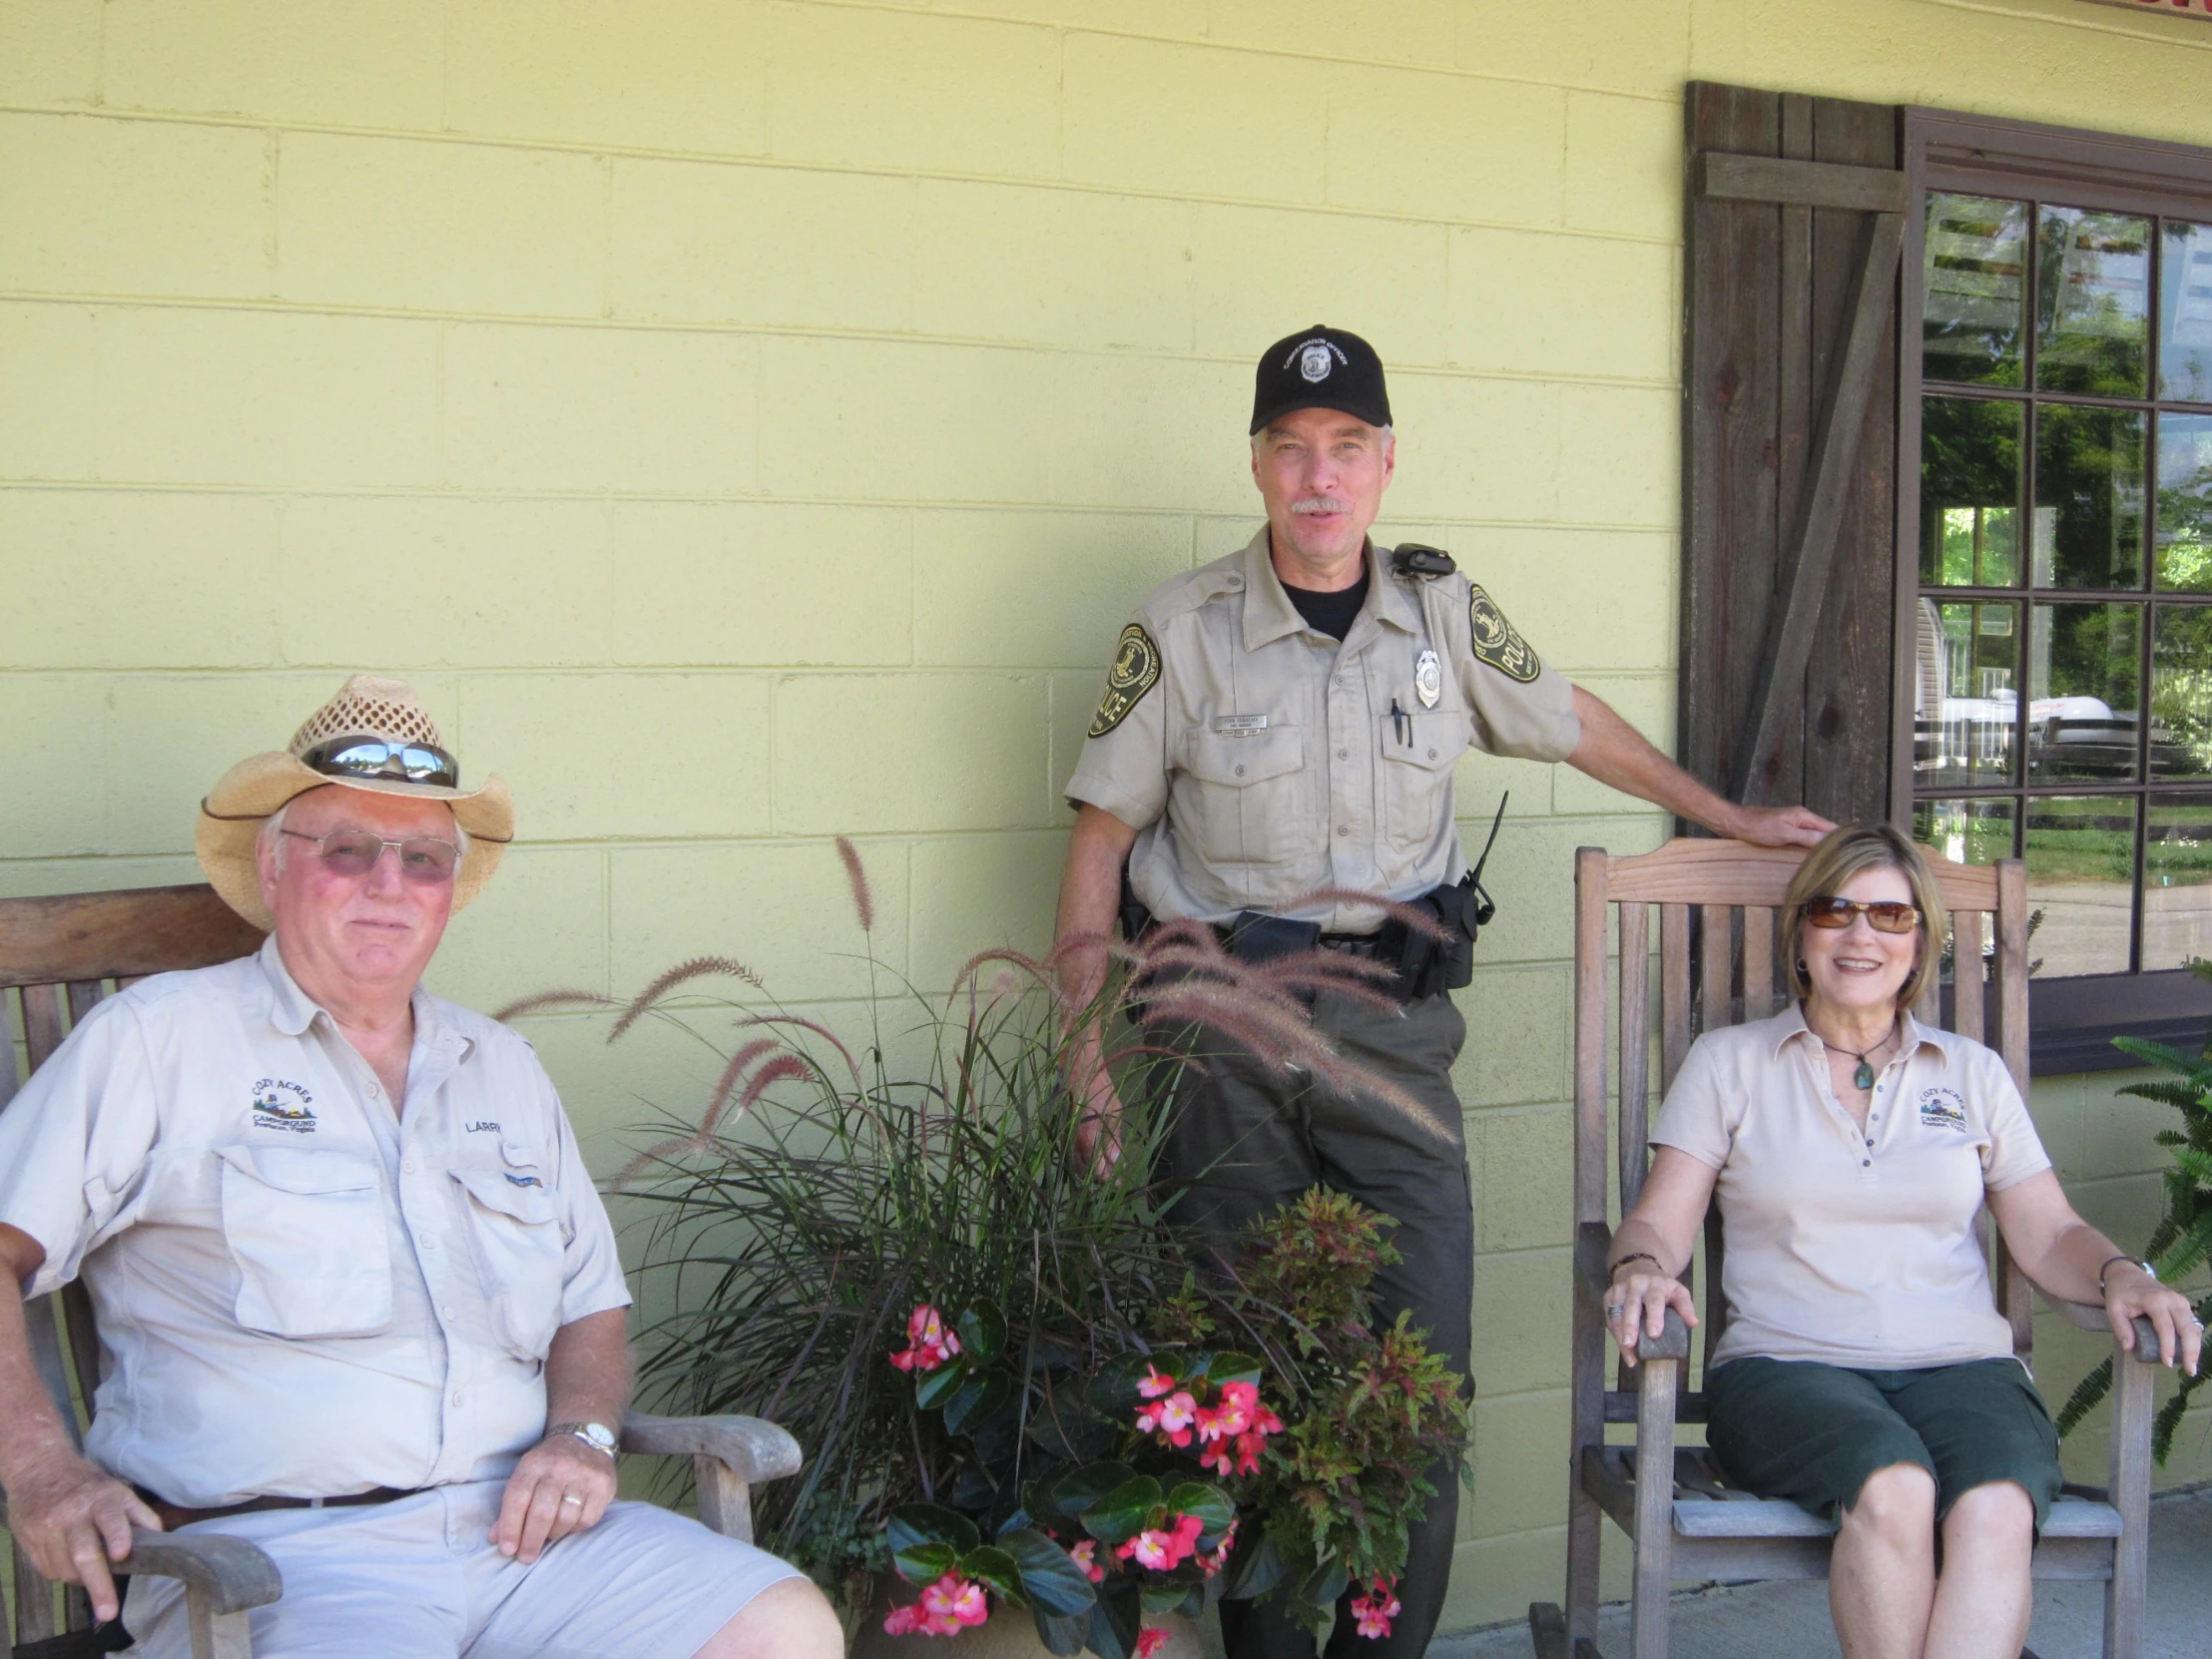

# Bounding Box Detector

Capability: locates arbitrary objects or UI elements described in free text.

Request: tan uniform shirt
[0,937,632,1507]
[1648,1005,2052,1371]
[1065,528,1580,931]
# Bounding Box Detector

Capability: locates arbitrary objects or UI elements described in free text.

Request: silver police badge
[1414,648,1442,708]
[1299,341,1335,382]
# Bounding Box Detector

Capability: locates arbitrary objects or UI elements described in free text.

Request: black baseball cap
[1249,324,1391,435]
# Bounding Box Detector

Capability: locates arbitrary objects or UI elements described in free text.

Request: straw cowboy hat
[196,674,514,930]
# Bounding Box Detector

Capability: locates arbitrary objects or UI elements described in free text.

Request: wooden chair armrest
[1575,1223,1691,1360]
[2049,1299,2162,1361]
[119,1528,283,1615]
[1641,1309,1693,1363]
[619,1411,803,1482]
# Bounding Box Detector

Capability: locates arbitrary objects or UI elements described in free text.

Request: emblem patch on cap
[1089,624,1163,737]
[1467,585,1540,684]
[1299,341,1337,382]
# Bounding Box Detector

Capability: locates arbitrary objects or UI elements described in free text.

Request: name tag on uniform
[1213,714,1269,737]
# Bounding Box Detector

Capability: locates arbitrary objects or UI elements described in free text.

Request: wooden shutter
[1680,83,1907,826]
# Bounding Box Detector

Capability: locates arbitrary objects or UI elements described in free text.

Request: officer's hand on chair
[1605,1268,1699,1368]
[493,1431,618,1564]
[5,1445,161,1622]
[1729,805,1836,850]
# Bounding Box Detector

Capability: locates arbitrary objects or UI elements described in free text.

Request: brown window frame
[1892,106,2212,1072]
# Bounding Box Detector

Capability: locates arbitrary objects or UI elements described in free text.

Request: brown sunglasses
[1803,897,1920,934]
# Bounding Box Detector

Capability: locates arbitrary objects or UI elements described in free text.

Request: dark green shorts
[1704,1355,2063,1531]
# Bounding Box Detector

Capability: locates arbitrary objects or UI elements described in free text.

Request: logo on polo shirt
[1918,1087,1967,1132]
[252,1078,316,1134]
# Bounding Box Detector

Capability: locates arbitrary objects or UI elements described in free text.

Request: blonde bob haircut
[1780,822,1949,1010]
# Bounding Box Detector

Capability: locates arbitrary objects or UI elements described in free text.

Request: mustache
[1289,496,1351,516]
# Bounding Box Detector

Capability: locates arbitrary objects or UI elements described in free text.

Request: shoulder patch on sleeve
[1467,584,1541,684]
[1088,624,1162,737]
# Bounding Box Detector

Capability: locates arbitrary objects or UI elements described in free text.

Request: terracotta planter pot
[849,1582,1216,1659]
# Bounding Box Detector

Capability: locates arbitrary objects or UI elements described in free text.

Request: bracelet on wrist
[2098,1255,2155,1295]
[1608,1252,1662,1282]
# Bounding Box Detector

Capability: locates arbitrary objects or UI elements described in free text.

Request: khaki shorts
[123,1479,805,1659]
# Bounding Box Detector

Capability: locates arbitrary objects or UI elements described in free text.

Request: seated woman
[1605,822,2202,1659]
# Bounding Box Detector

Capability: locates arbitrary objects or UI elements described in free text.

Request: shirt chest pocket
[451,1153,566,1363]
[1180,726,1306,866]
[1379,709,1469,853]
[216,1145,392,1339]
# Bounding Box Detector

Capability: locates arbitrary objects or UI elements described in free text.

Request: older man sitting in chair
[0,675,841,1659]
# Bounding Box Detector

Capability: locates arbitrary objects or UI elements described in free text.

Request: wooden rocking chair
[1526,839,2160,1659]
[1,885,803,1659]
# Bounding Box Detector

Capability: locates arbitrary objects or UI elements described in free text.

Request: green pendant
[1855,1058,1877,1090]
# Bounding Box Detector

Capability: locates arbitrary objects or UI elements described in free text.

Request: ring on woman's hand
[561,1494,583,1506]
[1605,1304,1625,1318]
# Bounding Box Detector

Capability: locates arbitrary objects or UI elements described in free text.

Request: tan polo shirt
[0,937,631,1507]
[1648,1005,2051,1371]
[1065,528,1580,931]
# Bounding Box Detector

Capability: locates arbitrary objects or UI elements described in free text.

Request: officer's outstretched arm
[1565,687,1834,848]
[1054,804,1141,1173]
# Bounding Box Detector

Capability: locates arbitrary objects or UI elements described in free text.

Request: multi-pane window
[1913,192,2212,978]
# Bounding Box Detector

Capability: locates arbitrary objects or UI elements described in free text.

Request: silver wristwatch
[548,1419,618,1457]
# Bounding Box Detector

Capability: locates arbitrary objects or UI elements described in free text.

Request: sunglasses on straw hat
[299,734,461,789]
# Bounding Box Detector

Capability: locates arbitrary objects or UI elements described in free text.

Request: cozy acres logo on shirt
[1918,1086,1968,1133]
[251,1078,316,1133]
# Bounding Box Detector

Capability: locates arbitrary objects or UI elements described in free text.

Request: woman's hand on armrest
[1604,1147,1716,1368]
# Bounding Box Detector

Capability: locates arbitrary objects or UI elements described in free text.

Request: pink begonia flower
[889,1304,962,1375]
[1198,1518,1238,1577]
[1134,1389,1199,1447]
[1136,1366,1177,1399]
[1199,1444,1231,1477]
[1116,1514,1207,1572]
[882,1603,926,1636]
[1067,1539,1105,1584]
[1134,1629,1169,1659]
[1350,1579,1401,1640]
[917,1574,989,1634]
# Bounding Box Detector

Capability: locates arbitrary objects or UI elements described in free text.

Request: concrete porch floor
[1436,1484,2212,1659]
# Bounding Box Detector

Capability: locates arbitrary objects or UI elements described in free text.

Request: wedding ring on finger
[561,1495,583,1506]
[1605,1304,1625,1318]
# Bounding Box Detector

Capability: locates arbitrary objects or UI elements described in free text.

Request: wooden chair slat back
[1578,839,2033,1398]
[1,882,269,1650]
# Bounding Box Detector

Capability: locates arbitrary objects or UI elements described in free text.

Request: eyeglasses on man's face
[279,828,460,884]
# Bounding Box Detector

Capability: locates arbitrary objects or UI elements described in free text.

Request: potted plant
[508,840,1469,1656]
[2055,965,2212,1457]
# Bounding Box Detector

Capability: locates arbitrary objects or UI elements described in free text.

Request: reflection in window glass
[2152,604,2212,782]
[1915,797,2017,864]
[2036,206,2151,398]
[1921,395,2022,585]
[2159,414,2212,593]
[2024,795,2137,977]
[2145,794,2212,970]
[1915,599,2018,787]
[2161,221,2212,404]
[2029,603,2141,782]
[1924,194,2027,387]
[2031,404,2144,589]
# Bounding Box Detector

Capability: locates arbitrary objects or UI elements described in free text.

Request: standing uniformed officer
[1053,326,1831,1658]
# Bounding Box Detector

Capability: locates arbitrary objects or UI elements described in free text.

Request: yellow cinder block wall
[3,0,2209,1633]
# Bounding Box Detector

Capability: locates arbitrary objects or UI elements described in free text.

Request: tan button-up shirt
[1066,528,1580,930]
[0,938,631,1507]
[1648,1005,2051,1372]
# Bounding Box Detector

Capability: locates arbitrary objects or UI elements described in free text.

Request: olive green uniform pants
[1154,990,1472,1659]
